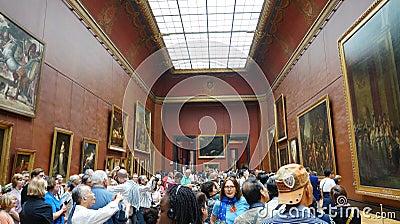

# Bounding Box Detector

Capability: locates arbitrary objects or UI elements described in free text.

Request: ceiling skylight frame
[147,0,264,72]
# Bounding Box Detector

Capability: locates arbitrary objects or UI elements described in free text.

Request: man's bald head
[117,169,128,179]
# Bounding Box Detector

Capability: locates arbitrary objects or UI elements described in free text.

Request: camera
[153,176,159,183]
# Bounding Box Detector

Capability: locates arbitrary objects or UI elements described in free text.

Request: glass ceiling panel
[147,0,264,70]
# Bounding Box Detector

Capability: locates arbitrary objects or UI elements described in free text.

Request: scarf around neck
[217,196,238,221]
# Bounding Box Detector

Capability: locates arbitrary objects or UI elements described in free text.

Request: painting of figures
[0,12,45,117]
[297,95,336,176]
[339,0,400,200]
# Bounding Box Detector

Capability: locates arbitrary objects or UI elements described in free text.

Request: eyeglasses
[224,185,235,189]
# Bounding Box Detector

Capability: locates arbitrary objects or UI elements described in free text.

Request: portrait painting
[339,0,400,200]
[203,162,220,172]
[278,144,289,167]
[108,105,128,152]
[134,102,151,153]
[12,149,35,176]
[275,94,287,142]
[81,138,98,173]
[0,12,45,117]
[105,156,114,171]
[49,128,73,179]
[198,135,225,158]
[267,126,278,172]
[297,95,335,176]
[289,138,299,163]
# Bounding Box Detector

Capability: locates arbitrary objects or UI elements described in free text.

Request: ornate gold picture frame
[108,105,128,152]
[338,0,400,200]
[134,102,151,153]
[275,94,287,142]
[49,128,73,179]
[297,95,336,177]
[12,149,35,177]
[0,121,13,185]
[81,138,98,173]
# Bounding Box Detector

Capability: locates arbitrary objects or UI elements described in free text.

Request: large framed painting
[108,105,128,152]
[49,128,73,179]
[203,162,220,172]
[297,95,336,176]
[0,12,45,117]
[289,138,299,164]
[338,0,400,200]
[12,149,35,176]
[267,126,278,172]
[275,94,287,142]
[278,144,289,167]
[81,138,98,173]
[134,102,151,153]
[198,135,225,158]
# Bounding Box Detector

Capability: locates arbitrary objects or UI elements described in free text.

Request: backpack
[112,203,128,224]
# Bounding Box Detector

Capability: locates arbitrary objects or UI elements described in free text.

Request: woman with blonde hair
[20,177,53,224]
[9,173,24,223]
[0,194,17,224]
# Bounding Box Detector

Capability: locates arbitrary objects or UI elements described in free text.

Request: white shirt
[320,178,336,193]
[71,201,119,224]
[108,180,141,210]
[138,181,152,208]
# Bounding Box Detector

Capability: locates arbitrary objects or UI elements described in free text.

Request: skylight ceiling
[147,0,264,71]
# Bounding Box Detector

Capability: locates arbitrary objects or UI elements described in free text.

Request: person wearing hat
[261,164,328,224]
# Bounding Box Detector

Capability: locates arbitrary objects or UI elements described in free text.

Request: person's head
[31,168,45,179]
[72,184,95,208]
[143,207,159,224]
[55,174,63,184]
[138,175,148,185]
[69,174,81,186]
[84,169,94,176]
[266,175,279,198]
[242,178,270,205]
[275,164,312,206]
[0,193,16,211]
[257,172,269,185]
[220,176,241,199]
[157,185,202,224]
[324,169,334,178]
[200,181,219,198]
[81,174,92,186]
[46,177,59,195]
[28,177,47,197]
[174,172,183,183]
[335,175,342,183]
[168,172,174,178]
[330,185,347,206]
[11,173,24,189]
[22,170,30,183]
[305,167,312,174]
[91,170,108,187]
[132,173,139,183]
[185,169,191,177]
[196,192,208,222]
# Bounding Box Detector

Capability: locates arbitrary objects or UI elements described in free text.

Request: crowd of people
[0,164,361,224]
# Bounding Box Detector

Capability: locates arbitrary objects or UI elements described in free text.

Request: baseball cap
[275,164,309,205]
